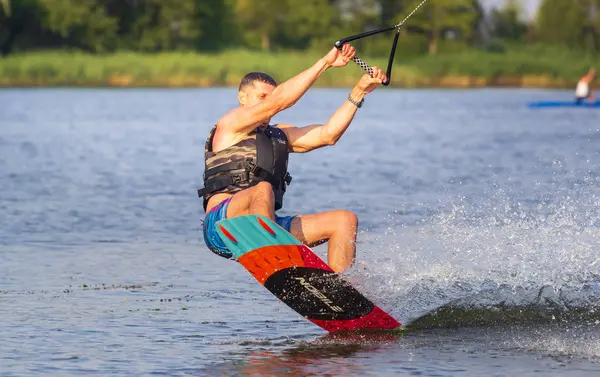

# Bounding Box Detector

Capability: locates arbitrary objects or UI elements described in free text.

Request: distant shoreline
[0,76,577,89]
[0,49,587,90]
[0,77,575,89]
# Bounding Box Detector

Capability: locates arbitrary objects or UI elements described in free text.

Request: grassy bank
[0,47,597,88]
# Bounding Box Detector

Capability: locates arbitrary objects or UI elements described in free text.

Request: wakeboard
[215,214,402,333]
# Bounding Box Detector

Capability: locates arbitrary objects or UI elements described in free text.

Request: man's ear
[238,91,246,106]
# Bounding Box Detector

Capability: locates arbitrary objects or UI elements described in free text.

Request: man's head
[238,72,277,108]
[237,72,277,127]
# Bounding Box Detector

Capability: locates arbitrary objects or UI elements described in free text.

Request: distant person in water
[575,67,596,103]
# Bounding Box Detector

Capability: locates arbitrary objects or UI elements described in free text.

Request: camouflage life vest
[197,125,292,211]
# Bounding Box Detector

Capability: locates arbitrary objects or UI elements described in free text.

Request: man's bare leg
[288,210,358,273]
[221,185,358,272]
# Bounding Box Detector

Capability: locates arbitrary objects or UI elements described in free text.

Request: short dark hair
[238,72,277,91]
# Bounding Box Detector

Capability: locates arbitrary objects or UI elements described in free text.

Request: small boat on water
[527,101,600,108]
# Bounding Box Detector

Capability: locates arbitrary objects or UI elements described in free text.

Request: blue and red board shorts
[202,197,296,259]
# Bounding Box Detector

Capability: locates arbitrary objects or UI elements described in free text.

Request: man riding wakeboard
[198,44,387,273]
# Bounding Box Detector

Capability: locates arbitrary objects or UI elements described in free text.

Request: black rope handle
[334,27,400,87]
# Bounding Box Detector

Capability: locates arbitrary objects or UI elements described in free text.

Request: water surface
[1,87,599,376]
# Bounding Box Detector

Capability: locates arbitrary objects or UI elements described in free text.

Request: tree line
[1,0,600,57]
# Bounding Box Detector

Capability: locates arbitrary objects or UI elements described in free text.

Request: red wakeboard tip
[257,217,276,237]
[219,224,238,243]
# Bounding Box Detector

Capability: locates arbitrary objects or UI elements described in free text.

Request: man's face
[238,81,276,127]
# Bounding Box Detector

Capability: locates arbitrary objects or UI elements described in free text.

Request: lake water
[1,87,599,376]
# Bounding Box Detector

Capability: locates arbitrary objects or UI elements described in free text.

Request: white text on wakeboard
[293,277,344,313]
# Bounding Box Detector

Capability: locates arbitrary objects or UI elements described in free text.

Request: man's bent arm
[219,59,332,135]
[281,86,368,153]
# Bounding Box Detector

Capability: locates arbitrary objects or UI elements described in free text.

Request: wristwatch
[347,94,364,108]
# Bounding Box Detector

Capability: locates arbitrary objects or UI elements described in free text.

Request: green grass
[0,46,597,88]
[403,44,598,80]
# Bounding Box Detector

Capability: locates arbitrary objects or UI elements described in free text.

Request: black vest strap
[198,171,249,198]
[197,159,279,198]
[203,160,249,179]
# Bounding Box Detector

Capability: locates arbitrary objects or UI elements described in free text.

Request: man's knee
[323,210,358,237]
[335,210,358,228]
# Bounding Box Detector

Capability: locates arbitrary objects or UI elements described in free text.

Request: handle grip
[351,56,390,86]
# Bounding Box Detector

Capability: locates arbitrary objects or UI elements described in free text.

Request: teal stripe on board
[215,215,302,258]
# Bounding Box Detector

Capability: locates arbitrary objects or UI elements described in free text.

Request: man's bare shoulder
[217,107,242,131]
[212,114,251,153]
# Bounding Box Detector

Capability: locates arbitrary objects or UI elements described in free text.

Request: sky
[481,0,542,20]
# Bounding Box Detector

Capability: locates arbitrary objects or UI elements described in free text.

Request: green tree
[401,0,479,54]
[335,0,379,29]
[469,0,484,45]
[278,0,338,49]
[0,0,44,56]
[536,0,592,50]
[41,0,118,52]
[490,0,528,42]
[195,0,239,51]
[0,0,10,16]
[104,0,200,51]
[378,0,408,26]
[235,0,286,50]
[586,0,600,52]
